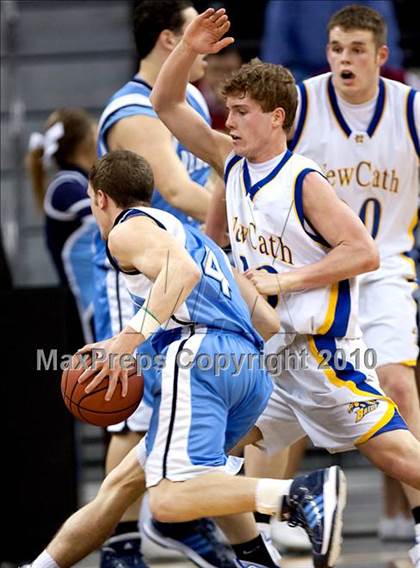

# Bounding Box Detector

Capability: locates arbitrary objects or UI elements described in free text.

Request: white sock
[255,478,292,515]
[32,550,60,568]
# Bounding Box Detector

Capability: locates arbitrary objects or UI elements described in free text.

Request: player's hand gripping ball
[61,353,144,427]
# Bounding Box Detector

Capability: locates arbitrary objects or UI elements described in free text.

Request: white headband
[28,121,65,167]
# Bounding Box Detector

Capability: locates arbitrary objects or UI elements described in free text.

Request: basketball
[61,354,144,427]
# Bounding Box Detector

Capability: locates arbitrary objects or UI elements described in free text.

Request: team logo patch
[348,400,380,423]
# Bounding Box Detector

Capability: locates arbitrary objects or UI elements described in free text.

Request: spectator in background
[27,108,97,342]
[261,0,404,82]
[197,45,242,131]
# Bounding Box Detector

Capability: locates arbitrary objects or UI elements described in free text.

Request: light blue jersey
[97,76,211,228]
[107,207,262,350]
[106,206,272,485]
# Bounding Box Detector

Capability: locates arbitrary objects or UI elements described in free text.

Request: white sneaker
[409,543,420,567]
[378,514,415,542]
[270,519,311,552]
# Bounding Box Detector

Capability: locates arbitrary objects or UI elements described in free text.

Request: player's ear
[159,29,178,52]
[377,45,388,67]
[97,189,107,209]
[272,107,286,128]
[326,43,333,66]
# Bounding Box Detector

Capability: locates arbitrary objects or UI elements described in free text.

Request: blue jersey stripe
[289,82,308,151]
[313,336,384,398]
[294,168,330,247]
[407,89,420,158]
[243,150,293,201]
[224,154,242,184]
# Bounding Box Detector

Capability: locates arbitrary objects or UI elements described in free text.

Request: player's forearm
[234,269,280,340]
[284,241,379,292]
[151,41,197,112]
[166,180,211,222]
[205,178,229,246]
[127,262,201,340]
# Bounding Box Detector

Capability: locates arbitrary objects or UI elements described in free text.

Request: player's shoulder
[381,75,416,105]
[224,151,243,182]
[299,71,330,91]
[289,152,322,174]
[109,77,152,103]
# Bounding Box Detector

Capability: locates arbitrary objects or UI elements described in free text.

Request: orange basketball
[61,354,144,427]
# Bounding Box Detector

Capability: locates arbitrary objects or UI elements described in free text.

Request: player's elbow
[150,90,174,116]
[150,89,163,112]
[358,240,380,273]
[160,184,185,209]
[182,261,201,290]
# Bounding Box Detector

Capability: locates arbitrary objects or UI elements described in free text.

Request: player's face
[177,7,208,82]
[225,95,281,162]
[327,27,388,102]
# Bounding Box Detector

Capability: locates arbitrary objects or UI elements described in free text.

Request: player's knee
[149,482,183,522]
[101,458,145,502]
[379,372,417,418]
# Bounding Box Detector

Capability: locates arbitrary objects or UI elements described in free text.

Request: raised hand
[182,8,234,55]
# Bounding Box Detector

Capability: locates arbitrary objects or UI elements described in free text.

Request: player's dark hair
[89,150,154,208]
[133,0,193,60]
[27,107,95,209]
[221,59,297,132]
[328,4,387,48]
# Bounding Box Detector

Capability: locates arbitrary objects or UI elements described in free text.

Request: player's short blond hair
[328,4,387,48]
[221,59,297,132]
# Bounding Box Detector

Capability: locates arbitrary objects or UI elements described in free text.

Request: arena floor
[77,467,415,568]
[77,538,412,568]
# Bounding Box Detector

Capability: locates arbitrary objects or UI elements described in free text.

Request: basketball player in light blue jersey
[27,149,346,568]
[93,2,229,567]
[97,57,210,228]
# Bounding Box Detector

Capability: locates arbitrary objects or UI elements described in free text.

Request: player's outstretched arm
[151,8,234,177]
[108,115,210,222]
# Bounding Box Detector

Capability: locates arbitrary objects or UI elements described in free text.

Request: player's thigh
[254,376,306,456]
[287,335,408,452]
[144,332,244,487]
[101,445,146,501]
[106,430,144,473]
[225,365,273,453]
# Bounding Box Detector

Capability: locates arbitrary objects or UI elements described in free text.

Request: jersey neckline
[131,76,153,90]
[327,75,386,138]
[243,149,293,200]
